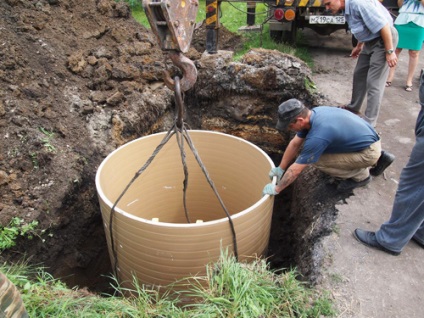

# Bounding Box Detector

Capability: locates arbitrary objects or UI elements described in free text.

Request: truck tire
[270,30,283,43]
[270,27,297,45]
[0,271,29,318]
[282,25,297,45]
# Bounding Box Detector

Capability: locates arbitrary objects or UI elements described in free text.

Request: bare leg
[387,48,402,83]
[406,50,420,87]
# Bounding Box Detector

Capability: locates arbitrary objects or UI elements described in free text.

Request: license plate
[309,15,346,24]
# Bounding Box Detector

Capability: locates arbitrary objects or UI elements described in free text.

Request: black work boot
[337,176,371,192]
[370,151,395,176]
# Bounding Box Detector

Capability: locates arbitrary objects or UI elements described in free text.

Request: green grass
[3,250,336,317]
[180,249,335,317]
[3,263,145,317]
[129,1,313,66]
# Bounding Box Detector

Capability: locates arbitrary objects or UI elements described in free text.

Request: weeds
[30,152,39,169]
[39,127,56,152]
[305,76,318,93]
[0,217,38,251]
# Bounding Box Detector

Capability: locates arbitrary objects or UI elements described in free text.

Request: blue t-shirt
[295,106,380,164]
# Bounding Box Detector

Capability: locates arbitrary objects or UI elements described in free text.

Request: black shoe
[337,176,371,192]
[411,237,424,249]
[353,229,400,256]
[338,105,361,115]
[370,151,395,176]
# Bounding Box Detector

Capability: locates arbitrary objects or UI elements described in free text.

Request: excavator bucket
[143,0,199,53]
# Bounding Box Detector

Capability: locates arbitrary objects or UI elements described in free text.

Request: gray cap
[276,99,305,131]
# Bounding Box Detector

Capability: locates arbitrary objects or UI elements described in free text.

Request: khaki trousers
[313,140,381,181]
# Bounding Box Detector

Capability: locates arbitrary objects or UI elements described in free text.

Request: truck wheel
[270,30,283,43]
[282,26,297,45]
[0,271,29,318]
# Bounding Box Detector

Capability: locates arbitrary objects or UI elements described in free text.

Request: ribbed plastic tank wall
[96,130,275,289]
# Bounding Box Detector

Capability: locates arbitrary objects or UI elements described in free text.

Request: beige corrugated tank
[96,130,275,290]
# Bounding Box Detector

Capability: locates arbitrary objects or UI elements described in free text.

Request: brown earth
[1,0,423,317]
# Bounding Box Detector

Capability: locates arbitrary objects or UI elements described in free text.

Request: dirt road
[303,29,424,317]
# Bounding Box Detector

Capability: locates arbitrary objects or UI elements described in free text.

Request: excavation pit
[95,130,276,289]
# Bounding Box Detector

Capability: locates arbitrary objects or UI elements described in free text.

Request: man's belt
[364,36,382,45]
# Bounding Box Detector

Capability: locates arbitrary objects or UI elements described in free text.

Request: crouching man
[263,98,394,195]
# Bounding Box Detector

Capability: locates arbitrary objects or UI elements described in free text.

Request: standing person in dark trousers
[324,0,399,127]
[354,72,424,255]
[262,99,395,196]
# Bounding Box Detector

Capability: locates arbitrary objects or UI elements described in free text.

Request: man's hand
[350,44,363,58]
[269,167,285,181]
[386,52,398,67]
[262,183,279,196]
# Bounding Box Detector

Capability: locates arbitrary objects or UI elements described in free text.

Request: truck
[267,0,400,45]
[204,0,400,53]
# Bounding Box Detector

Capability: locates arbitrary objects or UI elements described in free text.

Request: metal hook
[164,51,198,92]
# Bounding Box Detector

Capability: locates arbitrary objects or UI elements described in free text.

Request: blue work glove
[269,167,285,181]
[262,183,278,196]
